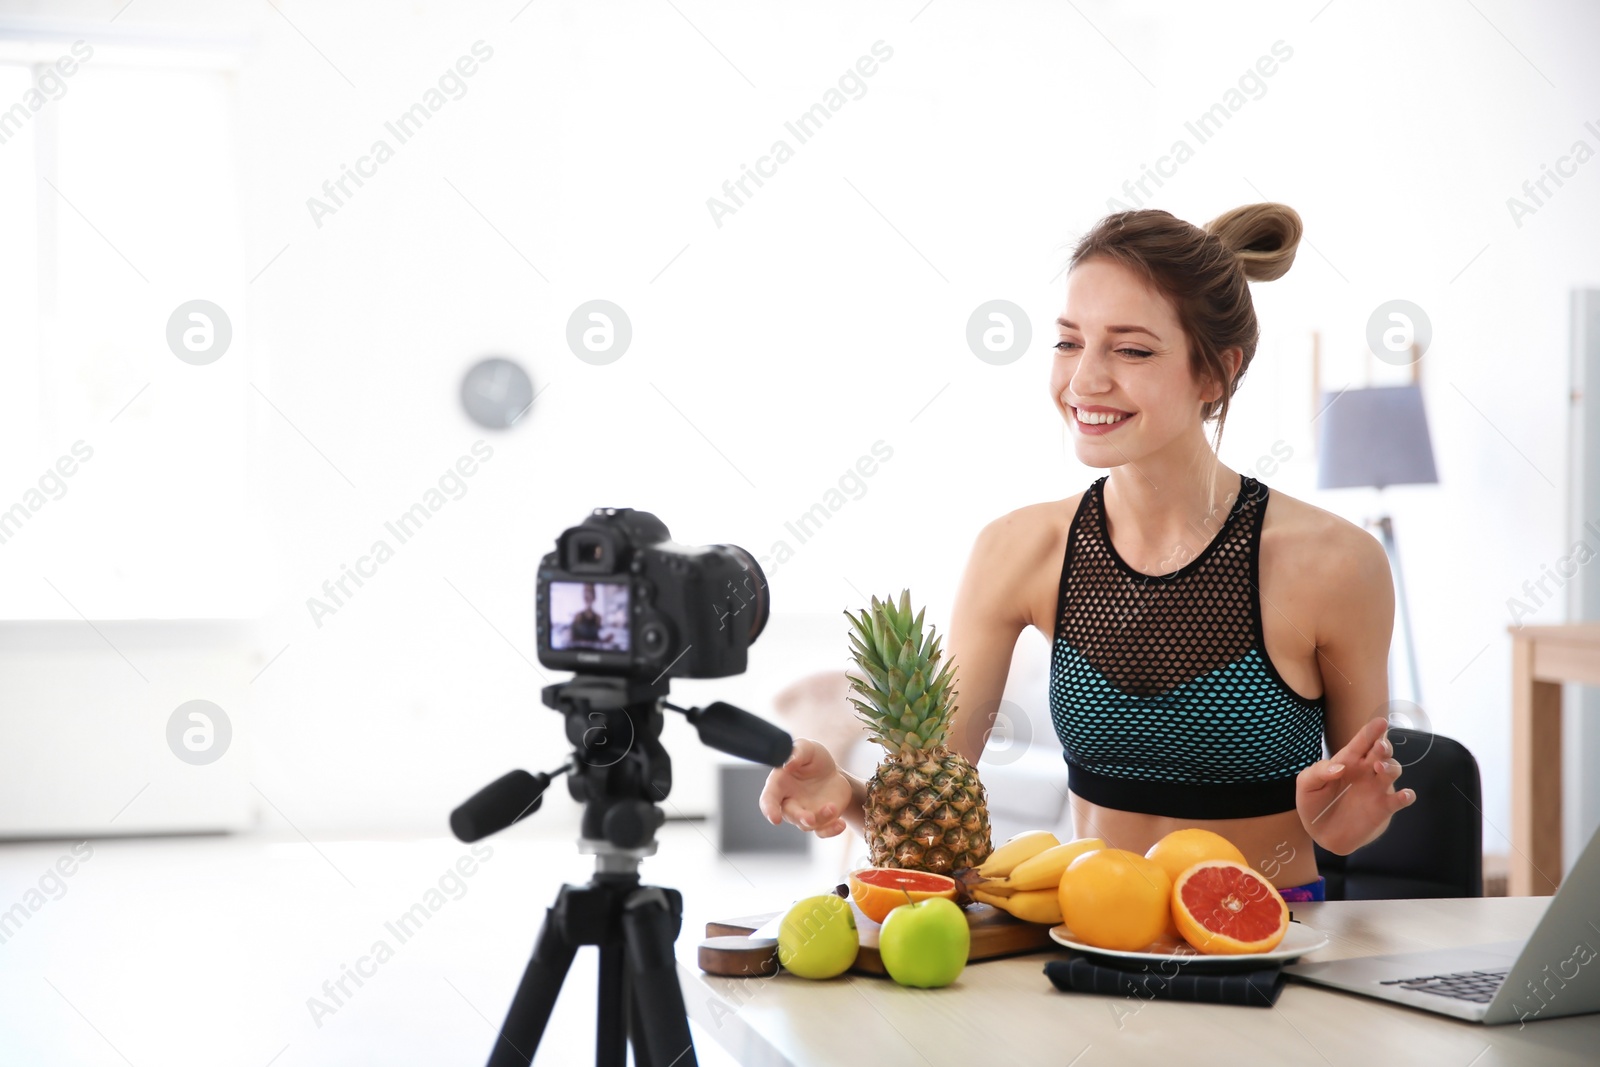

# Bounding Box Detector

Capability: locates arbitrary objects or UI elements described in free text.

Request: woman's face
[1050,256,1215,468]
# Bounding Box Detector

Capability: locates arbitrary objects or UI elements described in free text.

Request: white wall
[3,1,1597,863]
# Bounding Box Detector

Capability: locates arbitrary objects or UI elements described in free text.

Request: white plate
[1049,920,1329,969]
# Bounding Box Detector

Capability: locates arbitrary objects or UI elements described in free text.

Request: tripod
[451,674,792,1067]
[484,840,691,1067]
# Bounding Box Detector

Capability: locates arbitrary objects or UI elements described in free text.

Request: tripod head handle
[678,700,794,767]
[450,767,565,843]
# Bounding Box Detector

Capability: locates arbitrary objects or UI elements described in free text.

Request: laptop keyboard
[1378,967,1510,1004]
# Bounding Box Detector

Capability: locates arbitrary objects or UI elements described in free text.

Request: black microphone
[683,701,794,767]
[450,769,554,843]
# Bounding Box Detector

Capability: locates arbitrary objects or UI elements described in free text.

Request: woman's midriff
[1068,791,1321,889]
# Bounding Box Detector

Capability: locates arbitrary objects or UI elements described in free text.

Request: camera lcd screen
[549,580,629,652]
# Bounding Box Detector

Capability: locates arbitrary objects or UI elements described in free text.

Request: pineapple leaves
[894,636,917,676]
[847,684,892,723]
[870,607,890,664]
[847,640,891,693]
[885,666,910,716]
[881,590,903,632]
[853,656,892,695]
[844,587,962,756]
[903,668,926,709]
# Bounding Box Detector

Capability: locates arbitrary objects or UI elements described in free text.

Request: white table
[676,896,1599,1066]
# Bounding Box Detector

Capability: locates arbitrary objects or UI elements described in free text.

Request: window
[0,31,264,619]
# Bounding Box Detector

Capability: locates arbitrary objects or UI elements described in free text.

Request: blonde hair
[1066,201,1303,511]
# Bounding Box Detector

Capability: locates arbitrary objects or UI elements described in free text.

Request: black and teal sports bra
[1048,472,1326,820]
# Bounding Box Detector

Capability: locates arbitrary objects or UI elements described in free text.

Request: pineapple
[844,589,992,875]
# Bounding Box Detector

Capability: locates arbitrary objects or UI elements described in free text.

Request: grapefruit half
[848,867,959,924]
[1172,860,1290,955]
[1146,829,1248,941]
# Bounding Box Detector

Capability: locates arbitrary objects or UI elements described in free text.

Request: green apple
[878,897,969,988]
[777,894,858,979]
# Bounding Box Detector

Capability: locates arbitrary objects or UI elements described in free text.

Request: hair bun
[1204,202,1302,282]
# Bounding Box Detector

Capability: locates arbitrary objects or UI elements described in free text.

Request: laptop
[1281,821,1600,1025]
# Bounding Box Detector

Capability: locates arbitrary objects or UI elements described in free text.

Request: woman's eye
[1054,341,1152,358]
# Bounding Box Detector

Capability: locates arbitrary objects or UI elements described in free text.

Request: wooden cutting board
[704,900,1056,977]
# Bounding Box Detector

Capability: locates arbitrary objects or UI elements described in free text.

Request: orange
[1172,860,1290,955]
[1145,829,1248,941]
[1057,848,1172,952]
[847,867,958,925]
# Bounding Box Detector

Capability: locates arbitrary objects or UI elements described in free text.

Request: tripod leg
[595,942,628,1067]
[487,900,579,1067]
[620,887,697,1067]
[626,963,658,1067]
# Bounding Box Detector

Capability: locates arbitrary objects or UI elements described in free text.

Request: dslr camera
[536,507,769,679]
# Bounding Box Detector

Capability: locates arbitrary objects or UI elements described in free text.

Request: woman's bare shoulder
[1261,485,1393,663]
[1261,484,1387,584]
[975,492,1088,634]
[985,492,1088,551]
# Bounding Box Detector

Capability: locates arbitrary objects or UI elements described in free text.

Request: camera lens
[716,544,769,644]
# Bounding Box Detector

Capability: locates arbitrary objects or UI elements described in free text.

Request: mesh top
[1047,472,1326,819]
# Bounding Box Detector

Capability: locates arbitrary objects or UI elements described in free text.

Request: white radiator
[0,620,259,838]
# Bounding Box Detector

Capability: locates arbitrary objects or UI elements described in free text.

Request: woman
[759,203,1416,901]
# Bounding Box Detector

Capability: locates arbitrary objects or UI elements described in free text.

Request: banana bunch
[972,830,1058,879]
[970,885,1063,925]
[985,837,1106,891]
[961,831,1107,926]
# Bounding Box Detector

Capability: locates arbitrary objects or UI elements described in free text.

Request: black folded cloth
[1043,954,1287,1007]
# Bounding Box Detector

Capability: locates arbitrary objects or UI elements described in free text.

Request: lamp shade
[1316,383,1439,490]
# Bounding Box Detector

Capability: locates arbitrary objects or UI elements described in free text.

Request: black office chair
[1312,727,1484,899]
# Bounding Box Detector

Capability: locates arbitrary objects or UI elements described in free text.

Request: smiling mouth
[1070,406,1134,426]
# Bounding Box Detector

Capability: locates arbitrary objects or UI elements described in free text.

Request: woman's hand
[759,738,854,839]
[1296,716,1416,855]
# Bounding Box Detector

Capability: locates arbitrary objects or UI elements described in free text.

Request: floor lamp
[1315,382,1439,707]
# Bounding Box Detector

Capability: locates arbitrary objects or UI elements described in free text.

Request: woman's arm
[1294,524,1415,854]
[837,768,870,835]
[944,511,1036,766]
